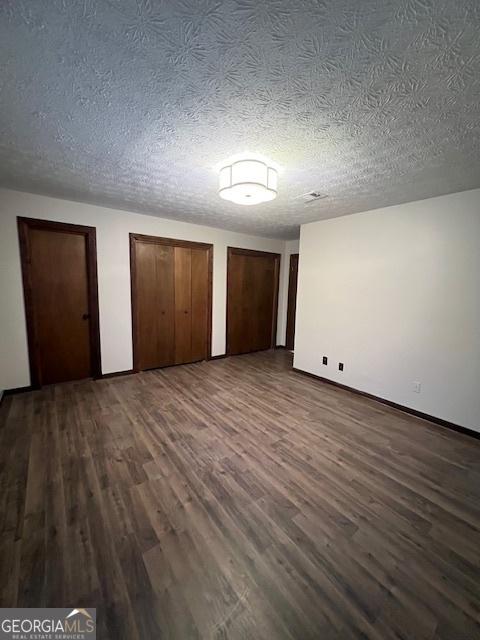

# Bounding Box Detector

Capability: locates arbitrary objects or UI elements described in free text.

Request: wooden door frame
[285,253,299,351]
[129,233,213,372]
[17,217,102,388]
[226,247,281,356]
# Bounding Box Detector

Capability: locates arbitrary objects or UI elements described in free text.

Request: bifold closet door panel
[174,246,192,365]
[136,242,175,370]
[191,248,209,361]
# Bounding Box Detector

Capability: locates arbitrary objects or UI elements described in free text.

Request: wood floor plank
[1,350,479,639]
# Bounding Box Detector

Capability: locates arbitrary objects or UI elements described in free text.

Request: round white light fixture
[218,157,278,206]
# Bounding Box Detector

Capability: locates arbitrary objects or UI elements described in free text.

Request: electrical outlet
[412,381,421,393]
[338,362,344,371]
[322,356,328,365]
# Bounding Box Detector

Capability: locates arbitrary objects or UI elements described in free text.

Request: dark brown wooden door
[174,246,192,365]
[190,248,210,362]
[18,218,101,386]
[135,242,175,370]
[131,235,212,371]
[285,253,299,351]
[227,248,280,356]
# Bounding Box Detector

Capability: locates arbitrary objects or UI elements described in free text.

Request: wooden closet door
[227,248,280,356]
[134,242,175,370]
[131,235,212,371]
[174,247,192,365]
[191,248,209,361]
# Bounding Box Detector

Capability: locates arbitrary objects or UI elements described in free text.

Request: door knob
[82,313,90,320]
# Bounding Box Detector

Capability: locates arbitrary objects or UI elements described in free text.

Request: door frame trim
[226,246,281,356]
[129,233,214,372]
[17,216,102,388]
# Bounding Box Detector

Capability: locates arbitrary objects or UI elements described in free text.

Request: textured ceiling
[1,0,480,239]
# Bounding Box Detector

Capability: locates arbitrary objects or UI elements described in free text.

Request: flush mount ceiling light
[218,155,278,206]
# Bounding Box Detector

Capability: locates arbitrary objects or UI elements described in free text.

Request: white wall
[294,188,480,432]
[0,188,294,390]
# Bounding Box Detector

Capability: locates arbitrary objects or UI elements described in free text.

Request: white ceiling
[1,0,479,239]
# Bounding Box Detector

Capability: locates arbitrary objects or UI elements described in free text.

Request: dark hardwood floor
[1,350,479,639]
